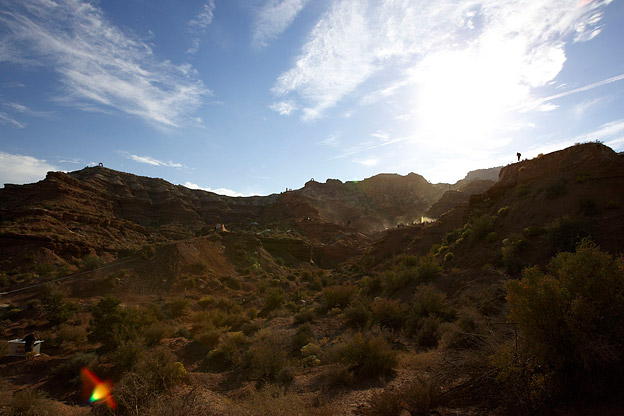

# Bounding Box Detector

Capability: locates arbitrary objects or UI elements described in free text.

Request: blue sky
[1,0,623,196]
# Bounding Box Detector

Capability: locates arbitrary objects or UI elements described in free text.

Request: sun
[412,43,529,151]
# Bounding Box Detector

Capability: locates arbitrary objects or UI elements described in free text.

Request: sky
[1,0,623,196]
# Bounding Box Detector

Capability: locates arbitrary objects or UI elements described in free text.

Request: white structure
[8,339,43,357]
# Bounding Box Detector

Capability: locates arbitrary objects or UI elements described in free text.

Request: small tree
[87,295,146,352]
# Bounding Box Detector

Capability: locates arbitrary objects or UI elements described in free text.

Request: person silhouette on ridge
[516,152,521,162]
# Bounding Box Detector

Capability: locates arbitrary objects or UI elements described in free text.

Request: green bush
[57,324,87,346]
[506,240,624,375]
[134,346,187,392]
[167,297,190,318]
[443,252,454,262]
[87,295,147,352]
[322,285,356,310]
[497,206,510,217]
[415,317,441,349]
[291,323,314,354]
[333,332,397,378]
[262,289,284,313]
[40,284,77,325]
[245,329,289,381]
[344,301,371,329]
[416,255,442,282]
[370,298,408,331]
[516,185,530,197]
[82,255,105,271]
[546,216,589,253]
[467,214,496,241]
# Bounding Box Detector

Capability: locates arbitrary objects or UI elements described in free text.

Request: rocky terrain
[2,142,624,416]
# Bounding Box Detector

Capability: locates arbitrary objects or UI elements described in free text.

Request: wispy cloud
[190,1,216,29]
[0,112,26,128]
[252,0,309,50]
[0,0,210,127]
[319,134,339,147]
[187,1,216,55]
[0,151,57,186]
[354,157,379,167]
[128,154,184,168]
[269,100,298,116]
[182,181,256,197]
[272,0,611,121]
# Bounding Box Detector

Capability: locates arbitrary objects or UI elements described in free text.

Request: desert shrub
[219,275,242,290]
[206,331,249,370]
[415,317,441,349]
[262,289,284,314]
[360,275,383,297]
[322,285,356,310]
[443,252,454,262]
[240,385,339,416]
[245,329,289,381]
[291,323,314,354]
[57,323,87,346]
[324,363,356,388]
[87,295,147,353]
[416,255,442,282]
[486,232,498,243]
[333,332,397,378]
[300,342,322,367]
[134,346,187,392]
[411,285,450,319]
[215,297,243,314]
[197,296,213,310]
[546,216,589,253]
[467,214,496,241]
[501,236,528,274]
[506,240,624,389]
[111,339,144,370]
[143,322,172,347]
[241,321,261,336]
[365,376,437,416]
[167,297,189,318]
[516,185,530,197]
[82,255,105,271]
[293,309,314,325]
[55,351,98,382]
[194,327,222,350]
[6,389,62,416]
[545,178,567,199]
[382,269,416,294]
[370,298,408,331]
[497,206,510,217]
[344,301,371,329]
[575,173,589,183]
[40,284,77,325]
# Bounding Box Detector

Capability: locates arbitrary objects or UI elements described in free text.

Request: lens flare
[81,367,116,410]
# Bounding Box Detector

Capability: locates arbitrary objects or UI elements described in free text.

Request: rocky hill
[370,142,624,269]
[0,167,492,272]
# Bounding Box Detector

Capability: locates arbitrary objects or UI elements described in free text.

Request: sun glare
[413,41,531,151]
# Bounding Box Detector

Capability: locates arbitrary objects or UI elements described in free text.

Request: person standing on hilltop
[517,152,521,161]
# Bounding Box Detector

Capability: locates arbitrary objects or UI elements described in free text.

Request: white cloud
[354,157,379,167]
[537,103,559,112]
[0,112,26,128]
[0,0,210,127]
[190,1,216,30]
[371,130,391,142]
[187,1,216,55]
[0,152,58,186]
[252,0,309,50]
[128,155,184,168]
[182,181,255,197]
[319,134,339,147]
[272,0,611,121]
[269,100,298,116]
